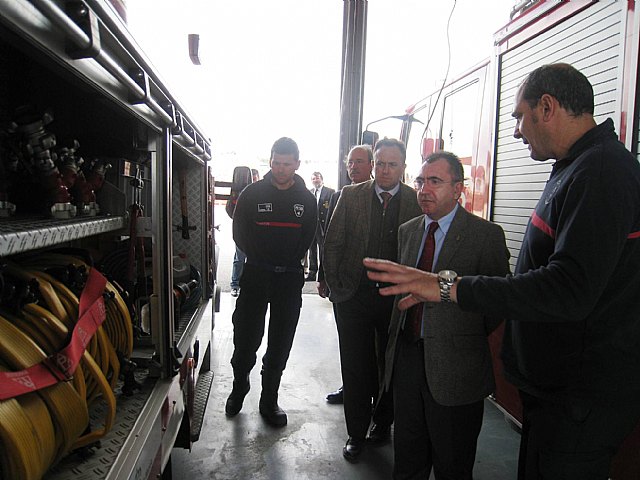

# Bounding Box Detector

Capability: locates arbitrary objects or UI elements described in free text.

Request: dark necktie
[380,191,392,210]
[405,221,439,341]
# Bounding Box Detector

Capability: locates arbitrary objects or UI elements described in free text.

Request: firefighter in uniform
[225,137,317,427]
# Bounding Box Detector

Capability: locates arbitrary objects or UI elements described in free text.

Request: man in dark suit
[323,138,422,462]
[383,151,510,479]
[306,172,335,281]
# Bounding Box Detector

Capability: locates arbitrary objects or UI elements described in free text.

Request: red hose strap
[0,268,107,400]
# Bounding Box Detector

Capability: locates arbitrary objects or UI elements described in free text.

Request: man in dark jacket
[306,171,335,281]
[225,137,317,428]
[364,63,640,479]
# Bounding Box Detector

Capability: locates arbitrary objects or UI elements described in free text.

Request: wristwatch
[438,270,457,303]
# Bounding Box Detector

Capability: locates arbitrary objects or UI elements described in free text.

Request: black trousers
[518,390,640,480]
[393,336,483,480]
[230,263,304,375]
[336,285,394,440]
[308,235,320,273]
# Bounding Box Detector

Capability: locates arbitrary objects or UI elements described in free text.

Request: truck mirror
[231,166,253,193]
[226,166,253,219]
[361,130,379,147]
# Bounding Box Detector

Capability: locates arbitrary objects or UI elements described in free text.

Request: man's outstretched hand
[363,257,443,310]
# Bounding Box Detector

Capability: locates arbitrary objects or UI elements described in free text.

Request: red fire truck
[365,1,640,477]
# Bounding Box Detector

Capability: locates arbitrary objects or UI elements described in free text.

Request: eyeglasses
[414,177,461,189]
[374,160,401,169]
[347,158,370,166]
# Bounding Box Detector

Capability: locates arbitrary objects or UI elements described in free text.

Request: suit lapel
[405,216,426,267]
[353,181,374,252]
[361,181,374,228]
[398,184,412,222]
[434,206,467,271]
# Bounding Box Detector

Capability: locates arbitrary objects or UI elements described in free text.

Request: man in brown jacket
[323,138,422,461]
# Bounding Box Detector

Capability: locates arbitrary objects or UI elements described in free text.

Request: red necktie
[380,191,392,210]
[405,221,439,341]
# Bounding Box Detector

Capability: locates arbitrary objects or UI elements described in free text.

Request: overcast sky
[127,0,515,187]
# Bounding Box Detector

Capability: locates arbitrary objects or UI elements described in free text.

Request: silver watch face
[438,270,457,283]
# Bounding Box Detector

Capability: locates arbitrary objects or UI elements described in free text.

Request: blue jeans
[231,245,246,289]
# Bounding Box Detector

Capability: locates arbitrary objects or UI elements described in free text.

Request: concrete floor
[167,205,520,479]
[169,292,520,479]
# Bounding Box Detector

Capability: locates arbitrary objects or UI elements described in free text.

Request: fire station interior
[0,21,523,476]
[4,1,640,479]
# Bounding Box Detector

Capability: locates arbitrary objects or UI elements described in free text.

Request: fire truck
[0,1,219,479]
[364,0,640,477]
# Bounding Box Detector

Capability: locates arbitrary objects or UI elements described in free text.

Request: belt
[246,260,303,273]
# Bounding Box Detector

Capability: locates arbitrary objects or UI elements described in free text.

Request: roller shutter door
[492,1,623,270]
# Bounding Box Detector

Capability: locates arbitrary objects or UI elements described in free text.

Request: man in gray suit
[324,138,422,462]
[384,151,510,479]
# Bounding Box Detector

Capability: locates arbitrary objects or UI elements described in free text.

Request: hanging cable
[419,0,458,156]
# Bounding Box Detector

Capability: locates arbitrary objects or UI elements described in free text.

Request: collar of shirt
[417,203,459,269]
[374,183,400,203]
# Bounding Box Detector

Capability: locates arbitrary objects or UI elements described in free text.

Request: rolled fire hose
[0,256,131,478]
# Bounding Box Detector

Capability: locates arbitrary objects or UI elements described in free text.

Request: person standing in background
[306,172,335,281]
[230,168,261,297]
[319,145,374,405]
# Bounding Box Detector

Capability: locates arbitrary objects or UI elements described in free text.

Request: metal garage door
[492,1,623,270]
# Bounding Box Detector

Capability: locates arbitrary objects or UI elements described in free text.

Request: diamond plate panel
[172,167,204,275]
[0,216,126,256]
[44,370,155,480]
[190,370,214,441]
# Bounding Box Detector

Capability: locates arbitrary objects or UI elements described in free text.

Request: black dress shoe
[342,437,365,462]
[367,423,391,444]
[326,386,343,404]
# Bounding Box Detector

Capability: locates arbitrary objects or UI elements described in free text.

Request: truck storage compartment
[0,1,216,478]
